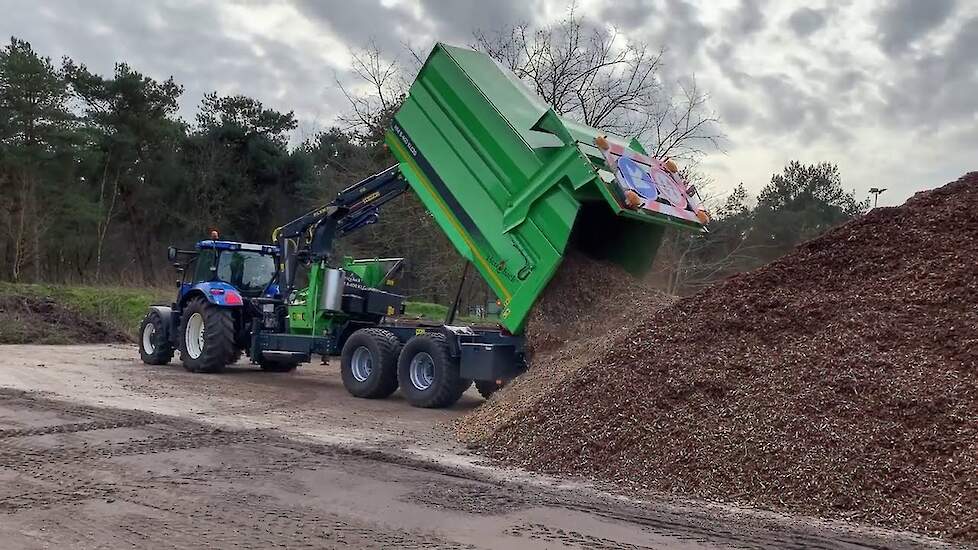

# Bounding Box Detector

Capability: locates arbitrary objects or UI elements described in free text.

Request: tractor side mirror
[167,246,177,263]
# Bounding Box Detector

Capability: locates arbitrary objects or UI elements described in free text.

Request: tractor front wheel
[179,298,235,374]
[138,310,173,365]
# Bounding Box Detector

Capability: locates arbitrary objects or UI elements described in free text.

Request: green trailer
[386,43,707,334]
[140,43,707,408]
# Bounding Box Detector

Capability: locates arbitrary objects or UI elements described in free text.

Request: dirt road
[0,345,951,549]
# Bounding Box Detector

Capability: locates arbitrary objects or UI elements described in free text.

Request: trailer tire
[398,334,466,409]
[475,380,505,400]
[138,310,173,365]
[341,329,400,398]
[179,297,235,373]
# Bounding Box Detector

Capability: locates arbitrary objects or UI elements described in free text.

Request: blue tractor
[137,239,290,373]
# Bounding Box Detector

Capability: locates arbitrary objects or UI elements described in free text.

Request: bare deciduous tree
[336,41,410,138]
[472,10,721,162]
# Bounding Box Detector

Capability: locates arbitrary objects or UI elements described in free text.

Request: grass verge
[0,282,170,343]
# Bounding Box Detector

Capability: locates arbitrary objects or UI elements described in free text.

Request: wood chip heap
[458,173,978,543]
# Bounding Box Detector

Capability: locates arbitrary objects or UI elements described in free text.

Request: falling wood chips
[456,251,675,445]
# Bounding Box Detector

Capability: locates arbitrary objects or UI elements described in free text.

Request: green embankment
[0,285,497,345]
[0,283,169,344]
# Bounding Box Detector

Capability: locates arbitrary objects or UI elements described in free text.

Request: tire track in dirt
[0,386,948,549]
[118,490,477,550]
[0,390,474,549]
[0,418,160,439]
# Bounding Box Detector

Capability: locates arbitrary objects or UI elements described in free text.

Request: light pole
[868,187,887,208]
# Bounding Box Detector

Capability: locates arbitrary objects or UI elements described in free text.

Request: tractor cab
[187,240,279,297]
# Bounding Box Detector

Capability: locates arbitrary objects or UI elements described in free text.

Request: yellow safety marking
[388,136,513,302]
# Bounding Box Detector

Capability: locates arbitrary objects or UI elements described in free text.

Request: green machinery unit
[287,257,402,337]
[386,44,707,334]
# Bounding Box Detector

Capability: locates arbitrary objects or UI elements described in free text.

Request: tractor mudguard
[182,282,245,308]
[148,305,173,340]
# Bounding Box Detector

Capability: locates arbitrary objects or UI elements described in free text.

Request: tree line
[1,15,866,305]
[0,36,449,295]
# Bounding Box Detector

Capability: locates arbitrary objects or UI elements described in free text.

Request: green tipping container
[386,43,707,334]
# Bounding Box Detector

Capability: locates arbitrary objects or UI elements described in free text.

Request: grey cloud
[787,7,828,37]
[660,0,711,61]
[880,16,978,128]
[289,0,424,54]
[706,39,735,66]
[596,0,711,78]
[716,96,750,127]
[731,0,766,37]
[597,0,655,32]
[741,73,851,145]
[834,69,866,94]
[417,0,541,43]
[1,0,346,128]
[703,0,764,76]
[875,0,957,55]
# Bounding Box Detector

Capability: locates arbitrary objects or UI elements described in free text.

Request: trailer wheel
[340,329,400,398]
[397,334,466,409]
[179,298,235,373]
[138,310,173,365]
[475,380,505,400]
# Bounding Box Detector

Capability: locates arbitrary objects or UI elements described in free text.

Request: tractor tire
[138,310,173,365]
[340,329,400,399]
[260,360,299,373]
[475,380,505,400]
[397,333,466,409]
[179,297,235,374]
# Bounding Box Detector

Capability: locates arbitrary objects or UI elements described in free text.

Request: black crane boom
[273,165,407,296]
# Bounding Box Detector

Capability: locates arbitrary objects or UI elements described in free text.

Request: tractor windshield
[217,251,275,294]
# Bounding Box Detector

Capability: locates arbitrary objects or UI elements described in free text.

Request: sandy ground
[0,344,955,549]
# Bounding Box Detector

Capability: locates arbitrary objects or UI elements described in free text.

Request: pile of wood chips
[458,173,978,543]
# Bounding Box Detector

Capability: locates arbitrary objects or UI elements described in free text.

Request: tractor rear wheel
[138,310,173,365]
[179,298,235,373]
[397,334,466,409]
[340,329,400,398]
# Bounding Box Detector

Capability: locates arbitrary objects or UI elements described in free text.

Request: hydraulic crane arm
[272,165,407,296]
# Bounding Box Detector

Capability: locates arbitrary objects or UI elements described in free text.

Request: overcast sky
[3,0,976,206]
